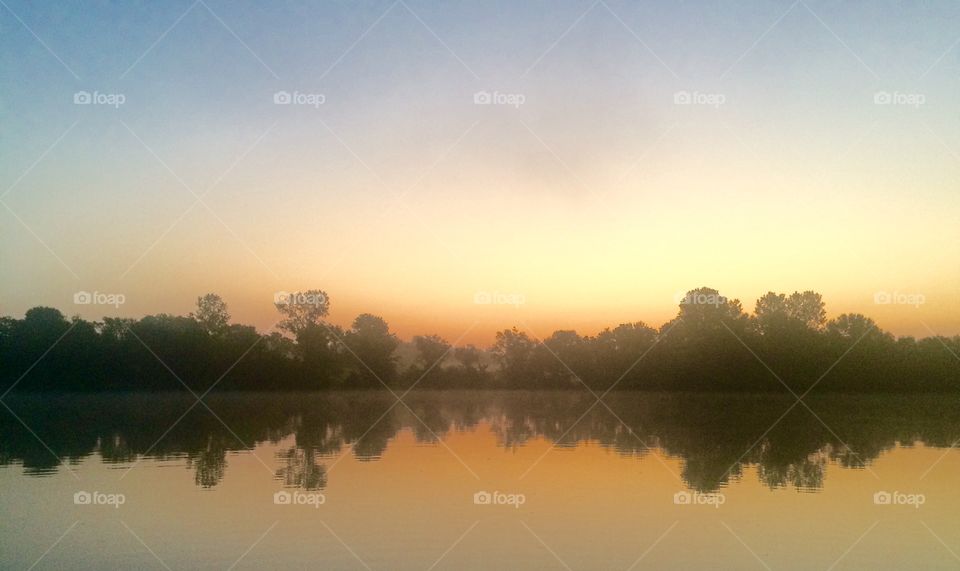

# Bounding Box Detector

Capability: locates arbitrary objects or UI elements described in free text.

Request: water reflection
[1,391,958,492]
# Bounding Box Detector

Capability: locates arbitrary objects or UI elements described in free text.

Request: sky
[1,0,959,345]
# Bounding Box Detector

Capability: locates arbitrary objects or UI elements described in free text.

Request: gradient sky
[2,0,959,344]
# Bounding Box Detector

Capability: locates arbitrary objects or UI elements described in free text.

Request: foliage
[1,287,958,393]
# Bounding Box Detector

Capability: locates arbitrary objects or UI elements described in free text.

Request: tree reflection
[188,438,227,489]
[275,447,326,490]
[1,391,959,492]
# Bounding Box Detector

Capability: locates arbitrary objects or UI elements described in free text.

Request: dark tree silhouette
[192,293,231,336]
[0,287,958,393]
[343,314,399,387]
[410,334,452,388]
[491,327,540,388]
[274,290,330,336]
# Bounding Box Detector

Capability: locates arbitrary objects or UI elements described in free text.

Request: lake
[1,391,959,570]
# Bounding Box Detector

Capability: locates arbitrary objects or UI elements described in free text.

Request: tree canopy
[1,287,957,393]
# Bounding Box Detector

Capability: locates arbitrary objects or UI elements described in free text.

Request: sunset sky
[2,0,959,344]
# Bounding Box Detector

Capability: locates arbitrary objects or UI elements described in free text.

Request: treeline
[1,287,958,393]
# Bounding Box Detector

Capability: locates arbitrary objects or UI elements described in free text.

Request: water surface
[1,391,959,569]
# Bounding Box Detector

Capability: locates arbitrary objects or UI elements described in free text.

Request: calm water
[1,391,959,570]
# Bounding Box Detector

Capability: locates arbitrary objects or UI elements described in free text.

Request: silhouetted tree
[593,322,658,389]
[343,314,399,387]
[787,291,827,330]
[410,334,451,388]
[1,287,957,394]
[192,293,230,336]
[274,290,330,336]
[454,345,481,370]
[541,330,592,387]
[754,290,826,336]
[413,334,451,368]
[655,287,760,390]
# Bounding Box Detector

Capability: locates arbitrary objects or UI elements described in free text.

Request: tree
[755,291,827,336]
[454,345,483,372]
[673,287,748,335]
[823,314,895,391]
[593,322,657,388]
[657,288,758,390]
[344,314,399,387]
[2,285,958,394]
[192,293,230,336]
[275,290,330,336]
[492,328,539,387]
[413,335,452,369]
[754,292,789,335]
[11,307,72,390]
[296,324,345,388]
[452,344,488,387]
[826,314,883,341]
[542,330,592,387]
[99,317,137,341]
[23,306,69,336]
[272,290,340,387]
[411,334,452,387]
[751,291,829,391]
[786,291,826,331]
